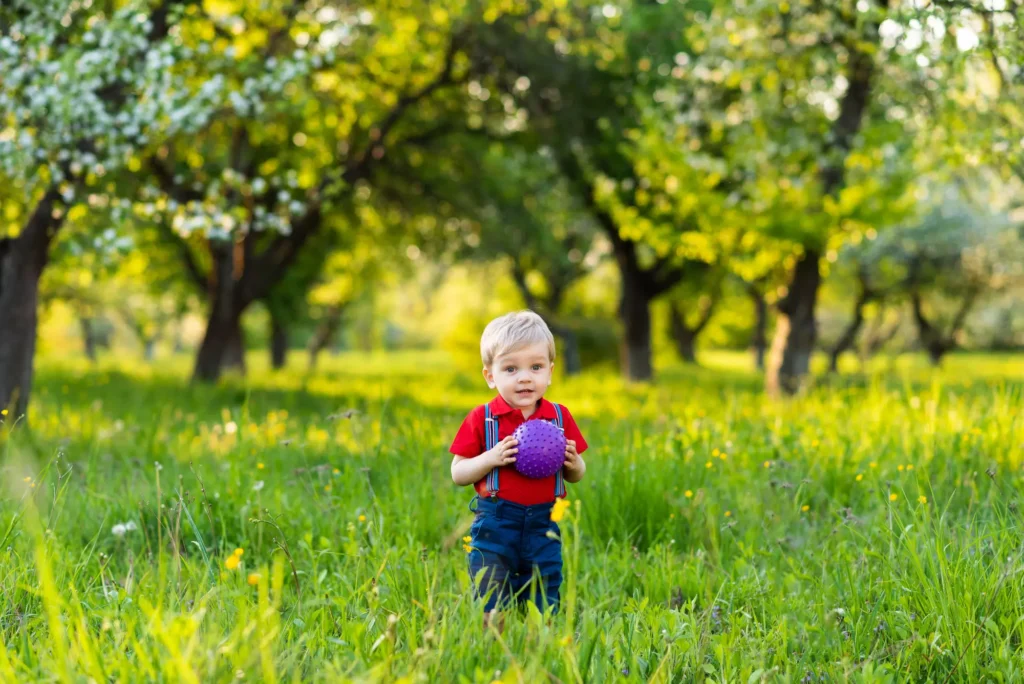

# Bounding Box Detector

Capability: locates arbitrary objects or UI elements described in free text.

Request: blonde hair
[480,310,556,367]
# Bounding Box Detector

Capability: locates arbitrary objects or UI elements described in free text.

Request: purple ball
[512,420,566,479]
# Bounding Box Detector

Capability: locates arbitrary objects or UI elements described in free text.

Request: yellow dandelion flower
[889,493,898,501]
[712,448,720,457]
[856,474,863,482]
[869,462,877,469]
[898,465,904,472]
[706,461,713,469]
[358,515,366,522]
[257,463,264,469]
[559,634,572,646]
[801,505,810,512]
[22,476,30,483]
[764,461,772,468]
[719,452,727,460]
[233,548,244,556]
[685,490,693,498]
[907,464,914,471]
[247,573,260,586]
[670,513,675,519]
[333,468,340,475]
[462,536,472,543]
[224,555,241,570]
[550,498,571,522]
[463,544,473,553]
[324,485,332,492]
[918,495,927,504]
[1,409,8,416]
[724,510,732,517]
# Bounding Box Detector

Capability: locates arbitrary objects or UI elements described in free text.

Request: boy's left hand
[563,439,581,473]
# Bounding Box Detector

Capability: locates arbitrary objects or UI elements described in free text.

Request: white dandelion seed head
[252,480,265,491]
[111,524,127,537]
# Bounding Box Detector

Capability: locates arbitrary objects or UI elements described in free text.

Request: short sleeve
[559,405,588,454]
[450,405,486,457]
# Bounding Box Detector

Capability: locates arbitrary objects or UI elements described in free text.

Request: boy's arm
[451,436,518,486]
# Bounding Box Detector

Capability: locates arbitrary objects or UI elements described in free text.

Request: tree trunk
[828,293,870,373]
[0,190,61,418]
[557,326,582,376]
[193,242,246,382]
[750,288,768,372]
[308,306,344,371]
[619,265,653,381]
[80,316,98,362]
[766,250,821,395]
[270,313,288,370]
[669,298,715,365]
[548,323,582,376]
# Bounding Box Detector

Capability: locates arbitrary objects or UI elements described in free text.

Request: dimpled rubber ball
[512,419,566,479]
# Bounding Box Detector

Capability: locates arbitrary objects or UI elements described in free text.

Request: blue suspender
[552,403,566,498]
[484,402,566,499]
[484,404,499,496]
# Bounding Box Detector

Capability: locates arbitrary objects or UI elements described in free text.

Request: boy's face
[483,342,554,413]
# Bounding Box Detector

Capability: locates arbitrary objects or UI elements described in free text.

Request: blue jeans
[467,496,563,613]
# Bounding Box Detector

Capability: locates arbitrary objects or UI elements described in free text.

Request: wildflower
[907,464,914,471]
[22,476,30,483]
[257,463,264,470]
[705,461,713,469]
[224,555,241,570]
[670,513,675,519]
[333,468,340,475]
[685,490,693,498]
[897,465,904,472]
[559,634,572,646]
[247,573,260,586]
[889,493,898,501]
[358,514,366,522]
[462,536,472,543]
[869,462,877,469]
[252,480,265,492]
[764,461,772,468]
[855,474,863,482]
[918,495,927,504]
[1,409,7,416]
[225,421,238,435]
[462,544,473,553]
[125,521,137,532]
[111,524,127,537]
[324,485,332,492]
[724,510,731,517]
[801,505,810,512]
[234,548,244,556]
[550,498,571,522]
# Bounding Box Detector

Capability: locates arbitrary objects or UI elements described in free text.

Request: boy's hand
[485,436,518,468]
[563,439,581,473]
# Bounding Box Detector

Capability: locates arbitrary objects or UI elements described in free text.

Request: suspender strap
[484,404,499,497]
[552,403,566,498]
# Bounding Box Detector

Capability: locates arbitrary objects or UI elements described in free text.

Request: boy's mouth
[515,389,533,395]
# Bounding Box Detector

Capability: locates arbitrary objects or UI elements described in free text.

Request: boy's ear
[482,366,496,389]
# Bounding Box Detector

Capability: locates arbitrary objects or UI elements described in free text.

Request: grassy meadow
[1,350,1023,682]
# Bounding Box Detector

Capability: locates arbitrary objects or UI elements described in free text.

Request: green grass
[2,350,1023,682]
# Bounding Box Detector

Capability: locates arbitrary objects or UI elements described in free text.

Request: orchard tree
[0,0,222,415]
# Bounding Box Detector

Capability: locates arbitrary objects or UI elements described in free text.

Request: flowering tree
[0,0,223,416]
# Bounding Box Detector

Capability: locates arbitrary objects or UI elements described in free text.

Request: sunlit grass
[1,350,1022,681]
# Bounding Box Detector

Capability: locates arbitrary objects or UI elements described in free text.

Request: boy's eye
[532,364,542,371]
[505,366,516,373]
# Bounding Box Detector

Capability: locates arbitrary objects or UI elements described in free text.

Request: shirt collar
[489,394,556,420]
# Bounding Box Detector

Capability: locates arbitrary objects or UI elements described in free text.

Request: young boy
[450,310,588,618]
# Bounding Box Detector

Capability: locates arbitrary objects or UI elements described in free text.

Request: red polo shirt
[450,395,589,505]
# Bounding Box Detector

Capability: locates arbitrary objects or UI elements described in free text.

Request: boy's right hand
[485,436,518,468]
